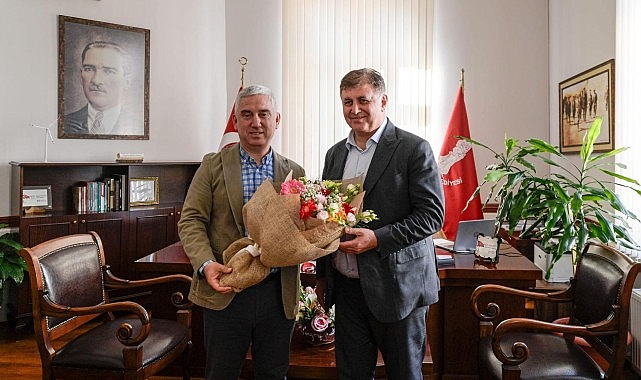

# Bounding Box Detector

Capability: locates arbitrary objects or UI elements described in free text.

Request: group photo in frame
[559,59,614,153]
[57,15,150,140]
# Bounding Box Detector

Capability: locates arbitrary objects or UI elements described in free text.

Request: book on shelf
[72,175,127,213]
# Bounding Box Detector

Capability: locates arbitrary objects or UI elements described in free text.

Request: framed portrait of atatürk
[57,15,150,140]
[559,59,614,153]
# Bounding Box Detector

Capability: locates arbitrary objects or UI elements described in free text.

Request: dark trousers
[334,274,429,380]
[203,273,294,380]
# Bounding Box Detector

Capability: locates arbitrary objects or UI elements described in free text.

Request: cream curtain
[282,0,434,177]
[615,0,641,249]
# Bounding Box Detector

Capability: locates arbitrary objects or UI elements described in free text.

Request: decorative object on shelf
[462,117,641,280]
[296,286,335,346]
[31,118,57,163]
[129,176,159,207]
[22,185,52,214]
[57,15,150,140]
[115,152,144,163]
[559,59,614,153]
[0,224,26,305]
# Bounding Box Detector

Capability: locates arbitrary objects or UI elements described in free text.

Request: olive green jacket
[178,143,305,319]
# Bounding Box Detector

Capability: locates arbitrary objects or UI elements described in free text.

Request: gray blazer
[319,120,445,323]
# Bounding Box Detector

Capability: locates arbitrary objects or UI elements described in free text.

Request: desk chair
[20,232,193,380]
[471,242,641,379]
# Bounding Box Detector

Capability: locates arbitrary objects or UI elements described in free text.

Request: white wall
[548,0,616,146]
[0,0,618,216]
[432,0,550,201]
[225,0,283,152]
[0,0,228,215]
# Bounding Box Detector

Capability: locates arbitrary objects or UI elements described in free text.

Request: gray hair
[340,68,386,96]
[235,84,278,110]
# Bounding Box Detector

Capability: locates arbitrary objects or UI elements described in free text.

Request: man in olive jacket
[178,85,305,380]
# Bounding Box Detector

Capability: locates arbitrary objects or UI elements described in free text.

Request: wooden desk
[134,242,541,380]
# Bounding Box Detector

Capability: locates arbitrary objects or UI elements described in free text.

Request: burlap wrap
[218,237,270,292]
[219,176,365,292]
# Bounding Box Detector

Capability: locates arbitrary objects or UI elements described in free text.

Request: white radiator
[631,289,641,375]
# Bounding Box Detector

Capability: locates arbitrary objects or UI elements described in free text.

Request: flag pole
[239,56,248,87]
[218,57,247,151]
[460,68,465,91]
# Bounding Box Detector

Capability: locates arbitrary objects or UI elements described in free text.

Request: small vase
[299,323,335,346]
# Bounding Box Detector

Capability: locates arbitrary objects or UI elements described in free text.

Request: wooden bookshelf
[9,161,200,337]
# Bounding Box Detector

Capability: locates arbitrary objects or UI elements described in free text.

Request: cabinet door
[77,212,129,278]
[128,207,175,277]
[16,215,80,336]
[19,215,80,247]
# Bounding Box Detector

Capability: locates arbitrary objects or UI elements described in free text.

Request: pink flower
[311,313,330,332]
[280,179,306,195]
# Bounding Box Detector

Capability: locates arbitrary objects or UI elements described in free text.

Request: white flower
[346,213,356,223]
[317,210,329,221]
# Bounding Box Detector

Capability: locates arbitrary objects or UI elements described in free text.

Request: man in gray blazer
[179,85,305,380]
[317,68,445,380]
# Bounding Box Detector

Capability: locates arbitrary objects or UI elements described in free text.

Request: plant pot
[533,243,573,282]
[297,323,335,346]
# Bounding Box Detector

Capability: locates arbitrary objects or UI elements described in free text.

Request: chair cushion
[53,317,190,371]
[479,332,604,380]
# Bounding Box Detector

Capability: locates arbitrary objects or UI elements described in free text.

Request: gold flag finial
[239,57,248,87]
[460,68,465,91]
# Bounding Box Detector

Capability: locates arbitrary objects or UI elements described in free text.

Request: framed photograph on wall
[57,15,150,140]
[559,59,614,153]
[129,177,159,207]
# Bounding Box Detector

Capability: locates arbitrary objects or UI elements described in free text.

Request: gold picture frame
[559,59,614,153]
[129,177,159,207]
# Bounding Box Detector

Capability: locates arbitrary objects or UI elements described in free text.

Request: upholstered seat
[471,242,641,380]
[20,232,193,380]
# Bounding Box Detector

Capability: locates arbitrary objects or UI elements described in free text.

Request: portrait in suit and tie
[58,16,149,140]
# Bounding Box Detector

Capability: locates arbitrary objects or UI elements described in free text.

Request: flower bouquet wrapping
[219,173,376,292]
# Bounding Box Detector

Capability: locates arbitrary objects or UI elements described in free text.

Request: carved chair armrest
[471,283,572,321]
[488,314,618,367]
[103,267,193,310]
[41,293,152,346]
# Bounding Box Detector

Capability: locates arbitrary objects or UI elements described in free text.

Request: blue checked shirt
[240,146,275,204]
[240,146,277,274]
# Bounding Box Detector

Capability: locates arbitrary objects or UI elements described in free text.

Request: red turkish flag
[438,86,484,240]
[218,87,242,151]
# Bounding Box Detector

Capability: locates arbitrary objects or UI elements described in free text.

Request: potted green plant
[462,117,641,280]
[0,224,26,305]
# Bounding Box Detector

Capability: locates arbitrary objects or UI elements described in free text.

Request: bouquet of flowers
[296,285,335,346]
[219,173,376,291]
[280,177,377,228]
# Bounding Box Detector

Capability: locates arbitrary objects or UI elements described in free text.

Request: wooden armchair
[20,232,193,380]
[471,242,641,379]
